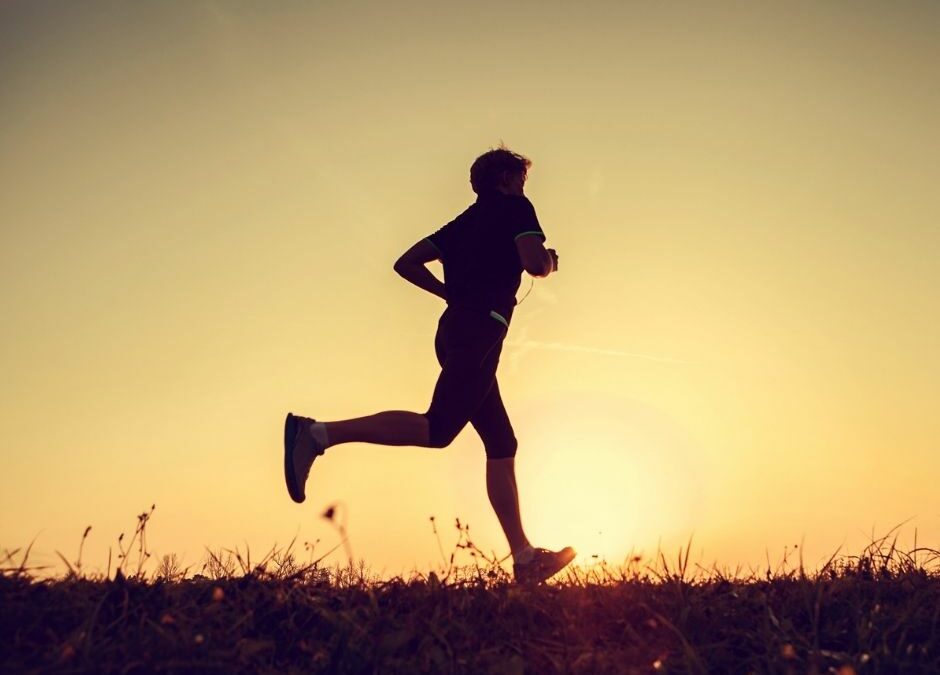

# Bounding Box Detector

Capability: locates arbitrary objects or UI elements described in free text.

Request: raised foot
[283,412,324,504]
[513,546,577,584]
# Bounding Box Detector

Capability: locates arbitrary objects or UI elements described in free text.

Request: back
[425,192,546,322]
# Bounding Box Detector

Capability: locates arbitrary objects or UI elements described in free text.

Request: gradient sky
[2,1,938,579]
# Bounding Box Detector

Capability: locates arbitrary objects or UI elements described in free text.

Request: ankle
[309,421,330,449]
[513,544,535,564]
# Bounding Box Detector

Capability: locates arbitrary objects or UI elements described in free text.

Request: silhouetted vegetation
[2,508,937,674]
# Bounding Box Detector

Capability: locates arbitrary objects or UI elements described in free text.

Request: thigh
[427,308,506,432]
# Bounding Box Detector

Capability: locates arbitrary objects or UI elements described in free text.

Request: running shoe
[513,546,577,584]
[284,412,324,503]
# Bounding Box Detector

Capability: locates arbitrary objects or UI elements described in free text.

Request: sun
[514,391,706,567]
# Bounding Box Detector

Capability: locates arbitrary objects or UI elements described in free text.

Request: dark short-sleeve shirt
[425,192,546,324]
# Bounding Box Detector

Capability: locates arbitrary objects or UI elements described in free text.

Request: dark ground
[2,519,938,674]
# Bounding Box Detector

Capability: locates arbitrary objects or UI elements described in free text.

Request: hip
[435,304,510,361]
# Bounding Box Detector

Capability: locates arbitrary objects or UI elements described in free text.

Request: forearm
[531,249,556,278]
[395,263,446,300]
[533,250,553,278]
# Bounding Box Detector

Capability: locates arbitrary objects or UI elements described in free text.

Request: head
[469,145,531,197]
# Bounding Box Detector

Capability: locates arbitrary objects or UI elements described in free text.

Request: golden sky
[2,1,938,578]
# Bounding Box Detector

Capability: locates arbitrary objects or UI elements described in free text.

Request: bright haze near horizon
[1,1,938,578]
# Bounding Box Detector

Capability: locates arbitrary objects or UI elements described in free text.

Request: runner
[284,146,575,584]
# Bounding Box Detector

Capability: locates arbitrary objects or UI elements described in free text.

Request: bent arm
[394,238,447,300]
[515,234,555,278]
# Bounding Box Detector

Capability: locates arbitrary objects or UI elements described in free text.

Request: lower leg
[486,457,532,556]
[321,411,430,448]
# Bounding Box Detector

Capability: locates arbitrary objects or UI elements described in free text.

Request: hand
[547,248,559,272]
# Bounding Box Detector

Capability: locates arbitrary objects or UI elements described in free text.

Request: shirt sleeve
[509,196,547,242]
[425,219,456,258]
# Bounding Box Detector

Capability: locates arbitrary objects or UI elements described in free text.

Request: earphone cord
[516,275,535,305]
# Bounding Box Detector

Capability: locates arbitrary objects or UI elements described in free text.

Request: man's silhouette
[284,146,575,584]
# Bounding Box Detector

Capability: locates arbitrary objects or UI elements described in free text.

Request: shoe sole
[284,412,304,503]
[515,548,577,584]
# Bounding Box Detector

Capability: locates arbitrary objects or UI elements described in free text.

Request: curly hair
[469,144,532,195]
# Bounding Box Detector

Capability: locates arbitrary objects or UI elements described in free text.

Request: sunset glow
[2,1,938,579]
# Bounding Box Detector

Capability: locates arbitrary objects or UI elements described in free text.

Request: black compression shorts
[423,305,517,459]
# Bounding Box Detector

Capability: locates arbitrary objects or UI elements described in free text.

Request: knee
[423,413,464,449]
[484,435,518,460]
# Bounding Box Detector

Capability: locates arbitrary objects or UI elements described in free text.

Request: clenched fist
[547,248,559,272]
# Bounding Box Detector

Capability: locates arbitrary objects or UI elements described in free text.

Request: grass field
[2,510,938,674]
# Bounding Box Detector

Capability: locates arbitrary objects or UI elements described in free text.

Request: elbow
[394,259,419,277]
[524,262,551,278]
